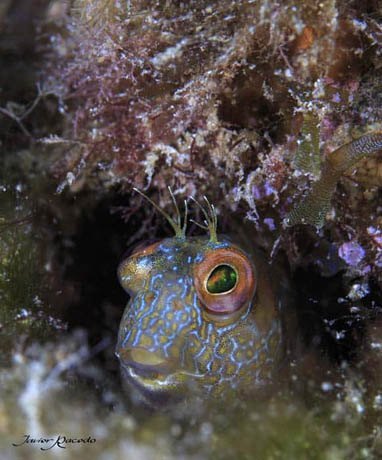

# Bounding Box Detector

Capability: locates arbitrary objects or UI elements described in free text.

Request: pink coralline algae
[338,241,366,267]
[42,0,382,284]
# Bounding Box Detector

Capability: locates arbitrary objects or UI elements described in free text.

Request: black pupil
[206,265,237,294]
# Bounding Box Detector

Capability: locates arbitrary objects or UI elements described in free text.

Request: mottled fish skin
[116,235,281,404]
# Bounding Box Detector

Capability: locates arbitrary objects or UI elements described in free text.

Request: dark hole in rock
[46,191,380,389]
[54,195,132,379]
[44,192,177,387]
[293,268,364,363]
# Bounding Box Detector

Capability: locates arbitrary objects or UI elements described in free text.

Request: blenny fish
[116,132,382,405]
[116,191,282,405]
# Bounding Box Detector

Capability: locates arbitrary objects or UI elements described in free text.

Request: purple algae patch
[338,241,365,267]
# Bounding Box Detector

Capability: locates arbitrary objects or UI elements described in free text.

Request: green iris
[206,264,237,294]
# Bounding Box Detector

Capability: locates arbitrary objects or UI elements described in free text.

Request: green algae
[1,331,382,460]
[286,132,382,228]
[0,167,64,367]
[294,111,321,177]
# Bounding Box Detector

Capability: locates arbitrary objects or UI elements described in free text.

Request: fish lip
[120,363,204,403]
[121,363,204,386]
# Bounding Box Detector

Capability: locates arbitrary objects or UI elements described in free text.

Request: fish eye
[206,264,238,294]
[194,247,256,315]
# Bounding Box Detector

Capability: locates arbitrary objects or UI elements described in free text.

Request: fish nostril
[118,347,172,376]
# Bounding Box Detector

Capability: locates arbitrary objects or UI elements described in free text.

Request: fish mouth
[120,364,203,406]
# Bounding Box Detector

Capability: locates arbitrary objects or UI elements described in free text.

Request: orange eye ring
[193,247,256,314]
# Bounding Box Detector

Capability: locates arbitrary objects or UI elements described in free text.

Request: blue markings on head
[207,240,231,249]
[116,231,281,400]
[194,253,204,263]
[159,243,180,254]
